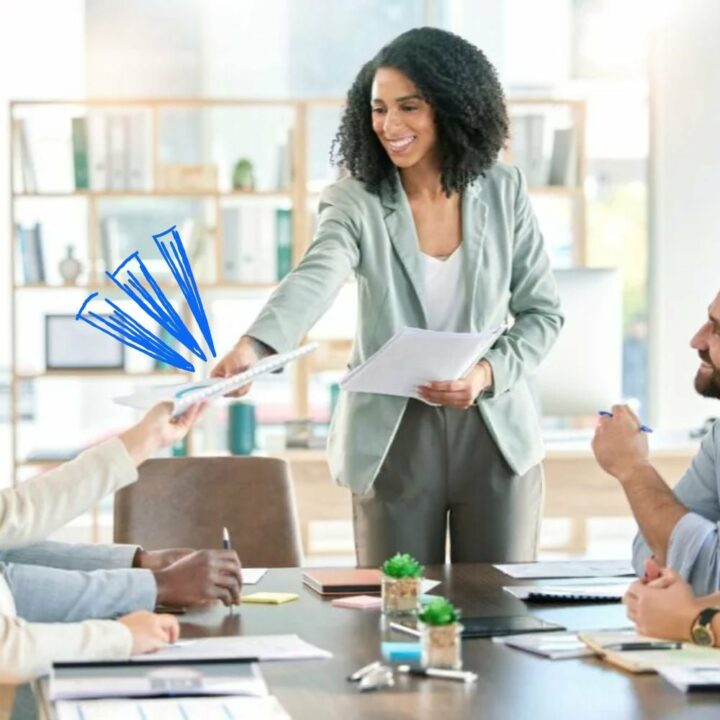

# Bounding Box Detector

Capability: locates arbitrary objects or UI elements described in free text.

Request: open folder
[114,343,317,417]
[341,325,505,400]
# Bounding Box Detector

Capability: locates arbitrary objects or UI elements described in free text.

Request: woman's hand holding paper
[416,360,493,409]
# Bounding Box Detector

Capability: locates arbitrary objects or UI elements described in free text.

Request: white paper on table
[658,665,720,692]
[56,695,291,720]
[133,634,332,662]
[494,560,635,580]
[421,579,441,594]
[492,631,594,660]
[340,326,505,399]
[243,568,268,585]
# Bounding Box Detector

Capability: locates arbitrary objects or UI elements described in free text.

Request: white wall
[649,0,720,429]
[0,0,85,485]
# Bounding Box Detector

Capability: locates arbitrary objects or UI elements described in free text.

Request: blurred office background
[0,0,718,562]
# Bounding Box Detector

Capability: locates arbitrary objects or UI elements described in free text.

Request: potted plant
[380,553,423,616]
[417,598,463,669]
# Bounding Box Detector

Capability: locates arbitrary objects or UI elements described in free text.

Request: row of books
[222,206,293,284]
[510,115,578,187]
[72,111,152,191]
[16,223,45,283]
[14,114,293,194]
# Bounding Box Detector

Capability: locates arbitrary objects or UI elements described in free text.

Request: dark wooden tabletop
[179,564,720,720]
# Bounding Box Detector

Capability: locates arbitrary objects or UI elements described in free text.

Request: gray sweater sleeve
[632,421,720,595]
[1,562,156,622]
[0,540,139,572]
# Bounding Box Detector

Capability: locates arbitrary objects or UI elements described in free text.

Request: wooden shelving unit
[8,96,587,483]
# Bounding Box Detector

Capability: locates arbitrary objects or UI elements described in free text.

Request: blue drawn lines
[153,226,216,359]
[76,225,216,372]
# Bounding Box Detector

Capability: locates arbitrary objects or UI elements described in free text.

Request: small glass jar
[381,574,421,616]
[420,621,463,670]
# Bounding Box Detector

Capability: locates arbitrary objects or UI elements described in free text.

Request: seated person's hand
[120,401,205,465]
[591,404,650,482]
[643,557,662,582]
[118,610,180,655]
[416,360,493,409]
[624,568,700,641]
[134,548,194,571]
[153,549,243,608]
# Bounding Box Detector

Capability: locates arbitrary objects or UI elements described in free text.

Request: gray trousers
[352,399,544,567]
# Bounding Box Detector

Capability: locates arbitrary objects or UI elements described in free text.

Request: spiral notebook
[504,580,630,603]
[115,343,317,417]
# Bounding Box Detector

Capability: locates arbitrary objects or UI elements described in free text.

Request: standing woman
[213,27,563,566]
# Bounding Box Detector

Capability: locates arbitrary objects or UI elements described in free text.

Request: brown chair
[113,456,303,567]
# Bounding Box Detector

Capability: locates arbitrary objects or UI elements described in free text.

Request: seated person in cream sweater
[0,401,226,683]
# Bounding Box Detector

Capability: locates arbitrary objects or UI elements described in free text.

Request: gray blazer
[0,541,156,622]
[247,163,563,494]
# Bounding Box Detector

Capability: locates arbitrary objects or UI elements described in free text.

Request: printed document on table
[492,631,594,660]
[341,325,505,399]
[56,695,291,720]
[494,560,635,579]
[132,634,332,662]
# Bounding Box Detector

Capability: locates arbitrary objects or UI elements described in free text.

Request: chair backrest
[114,456,303,567]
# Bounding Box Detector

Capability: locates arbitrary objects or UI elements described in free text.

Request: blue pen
[598,410,653,433]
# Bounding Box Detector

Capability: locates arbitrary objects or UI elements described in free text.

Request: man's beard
[695,353,720,399]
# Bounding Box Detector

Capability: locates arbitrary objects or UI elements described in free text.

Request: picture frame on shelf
[44,314,125,371]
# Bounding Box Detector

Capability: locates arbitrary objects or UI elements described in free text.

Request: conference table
[172,564,719,719]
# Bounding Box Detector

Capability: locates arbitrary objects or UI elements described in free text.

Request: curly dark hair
[331,26,509,197]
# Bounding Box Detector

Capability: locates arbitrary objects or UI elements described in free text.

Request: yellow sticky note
[242,592,299,605]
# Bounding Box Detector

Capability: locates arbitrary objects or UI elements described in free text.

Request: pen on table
[347,660,382,682]
[222,526,234,615]
[597,410,653,433]
[398,665,478,683]
[389,622,422,638]
[605,641,682,651]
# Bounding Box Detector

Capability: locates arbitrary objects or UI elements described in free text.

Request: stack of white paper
[493,631,594,660]
[56,696,291,720]
[494,560,634,579]
[341,325,505,399]
[133,634,332,662]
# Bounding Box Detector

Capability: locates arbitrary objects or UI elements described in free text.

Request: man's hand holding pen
[154,549,243,609]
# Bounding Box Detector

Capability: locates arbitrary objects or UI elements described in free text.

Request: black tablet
[461,615,565,638]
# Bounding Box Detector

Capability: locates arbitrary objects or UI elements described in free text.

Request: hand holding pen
[597,410,653,434]
[222,526,243,613]
[591,404,652,483]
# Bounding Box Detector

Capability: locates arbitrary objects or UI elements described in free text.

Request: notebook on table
[302,569,441,597]
[302,569,383,596]
[579,630,720,674]
[504,580,631,603]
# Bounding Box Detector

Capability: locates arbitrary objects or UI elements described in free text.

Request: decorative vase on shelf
[58,245,82,285]
[232,158,255,191]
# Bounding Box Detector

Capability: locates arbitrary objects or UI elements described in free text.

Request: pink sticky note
[331,594,383,610]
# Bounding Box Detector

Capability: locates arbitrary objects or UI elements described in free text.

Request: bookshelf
[8,96,586,484]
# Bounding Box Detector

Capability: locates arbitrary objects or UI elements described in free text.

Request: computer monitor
[534,268,623,417]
